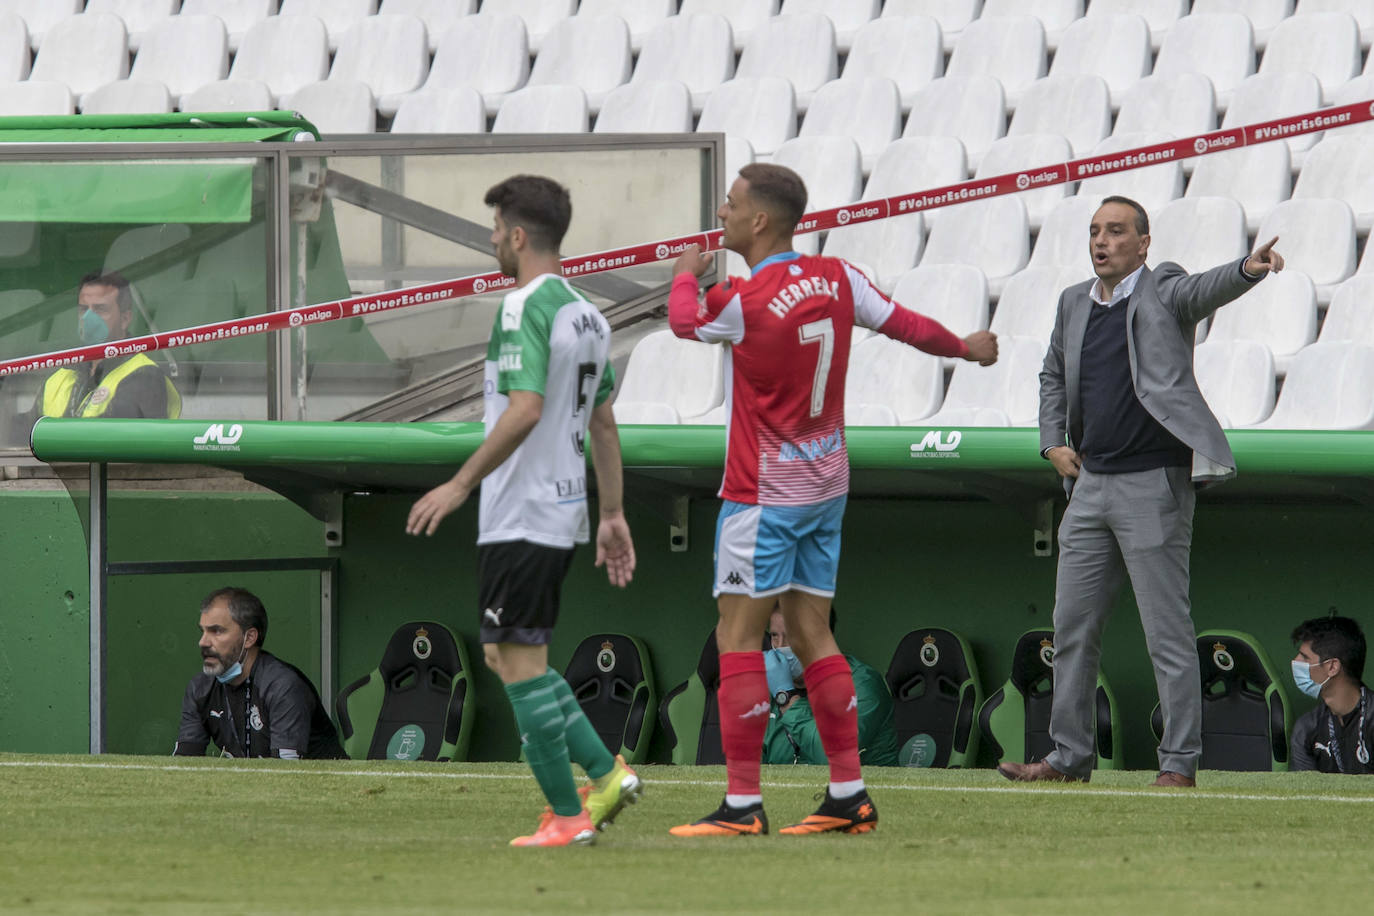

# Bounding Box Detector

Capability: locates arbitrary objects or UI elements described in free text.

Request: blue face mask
[1292,658,1331,699]
[215,661,243,684]
[79,309,112,345]
[776,646,804,682]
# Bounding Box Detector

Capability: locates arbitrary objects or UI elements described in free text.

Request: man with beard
[174,587,345,759]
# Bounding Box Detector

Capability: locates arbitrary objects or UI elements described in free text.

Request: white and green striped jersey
[478,273,615,548]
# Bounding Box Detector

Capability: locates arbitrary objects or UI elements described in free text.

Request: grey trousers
[1044,465,1202,779]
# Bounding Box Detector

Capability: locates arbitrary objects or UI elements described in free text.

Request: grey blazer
[1038,258,1261,489]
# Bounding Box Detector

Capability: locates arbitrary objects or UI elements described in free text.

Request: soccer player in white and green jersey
[406,175,639,847]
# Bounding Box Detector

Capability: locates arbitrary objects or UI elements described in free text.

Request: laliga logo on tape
[103,345,119,359]
[656,244,670,259]
[1194,138,1209,154]
[837,208,851,225]
[474,277,487,293]
[289,312,303,327]
[1016,173,1031,190]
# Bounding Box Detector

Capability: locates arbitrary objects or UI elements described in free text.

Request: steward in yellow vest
[39,351,181,419]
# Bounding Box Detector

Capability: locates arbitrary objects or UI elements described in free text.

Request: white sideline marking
[3,759,1373,805]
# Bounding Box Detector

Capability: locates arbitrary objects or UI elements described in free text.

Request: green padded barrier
[978,628,1122,770]
[336,621,473,761]
[886,627,983,768]
[1149,629,1293,771]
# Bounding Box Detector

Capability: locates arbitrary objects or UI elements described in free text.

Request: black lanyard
[1326,687,1369,773]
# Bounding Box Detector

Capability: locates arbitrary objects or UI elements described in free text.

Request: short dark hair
[1098,195,1149,235]
[80,270,132,313]
[483,174,572,252]
[1292,615,1365,681]
[202,587,269,648]
[738,163,808,232]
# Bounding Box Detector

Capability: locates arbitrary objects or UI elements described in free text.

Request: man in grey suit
[999,195,1284,788]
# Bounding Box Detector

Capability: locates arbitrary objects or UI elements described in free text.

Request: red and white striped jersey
[669,252,968,505]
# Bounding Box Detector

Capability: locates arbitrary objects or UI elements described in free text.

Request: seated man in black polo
[1290,615,1374,774]
[174,587,345,760]
[33,270,180,420]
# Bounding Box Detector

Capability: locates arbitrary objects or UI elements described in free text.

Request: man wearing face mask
[762,606,897,767]
[1289,615,1373,774]
[174,587,345,760]
[31,271,180,422]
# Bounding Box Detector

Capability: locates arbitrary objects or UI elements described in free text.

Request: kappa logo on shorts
[483,607,503,625]
[724,571,745,586]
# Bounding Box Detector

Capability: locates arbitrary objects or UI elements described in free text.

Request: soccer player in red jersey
[667,163,999,836]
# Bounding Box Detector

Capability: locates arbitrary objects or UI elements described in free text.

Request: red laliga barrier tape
[3,100,1371,379]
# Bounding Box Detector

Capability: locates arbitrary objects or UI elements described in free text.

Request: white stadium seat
[921,196,1030,298]
[1185,143,1292,234]
[594,80,692,133]
[1085,0,1187,51]
[800,78,901,175]
[1223,72,1324,168]
[1192,0,1296,50]
[1255,342,1374,429]
[1256,199,1357,303]
[0,0,82,51]
[0,12,29,82]
[1112,73,1217,141]
[229,15,329,107]
[1028,195,1098,272]
[378,0,476,53]
[179,0,276,53]
[0,80,73,115]
[279,0,376,53]
[1194,339,1277,428]
[1258,11,1360,100]
[822,136,966,292]
[1319,276,1374,344]
[679,0,779,53]
[1077,133,1184,216]
[844,335,945,424]
[1326,74,1374,137]
[30,13,129,102]
[492,85,589,134]
[922,334,1046,427]
[735,12,838,112]
[779,0,879,53]
[946,15,1048,112]
[288,80,376,134]
[891,263,988,367]
[335,14,429,117]
[181,79,273,113]
[1292,135,1374,231]
[577,0,674,54]
[770,136,863,254]
[422,14,529,117]
[616,330,726,421]
[881,0,980,54]
[904,75,1006,173]
[1007,75,1111,159]
[82,78,172,114]
[130,15,229,108]
[1296,0,1374,49]
[632,14,734,114]
[698,77,797,160]
[1205,269,1318,373]
[527,15,632,114]
[1148,197,1249,275]
[83,0,175,52]
[840,16,942,112]
[1153,14,1256,113]
[480,0,576,54]
[390,87,485,133]
[975,134,1072,231]
[1049,15,1149,111]
[990,265,1083,346]
[982,0,1084,51]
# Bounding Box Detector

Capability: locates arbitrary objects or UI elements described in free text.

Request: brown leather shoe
[997,760,1085,783]
[1151,771,1196,788]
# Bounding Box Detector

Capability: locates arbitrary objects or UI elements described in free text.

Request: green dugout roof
[0,112,318,223]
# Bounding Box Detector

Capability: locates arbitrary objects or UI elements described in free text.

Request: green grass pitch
[2,754,1370,915]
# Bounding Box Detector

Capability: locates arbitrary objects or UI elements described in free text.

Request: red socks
[717,651,769,797]
[803,653,862,784]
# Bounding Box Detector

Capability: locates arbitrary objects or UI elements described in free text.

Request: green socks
[547,668,616,782]
[505,671,581,816]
